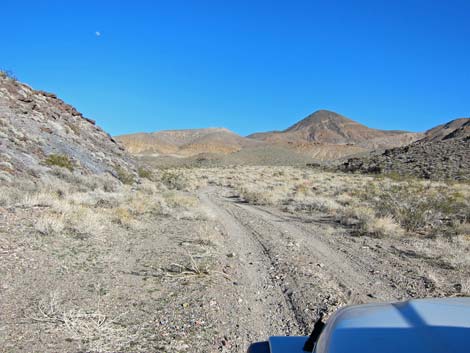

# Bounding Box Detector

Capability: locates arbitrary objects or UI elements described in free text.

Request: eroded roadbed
[197,186,464,351]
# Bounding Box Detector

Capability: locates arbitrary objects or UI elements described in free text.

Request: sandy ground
[1,183,467,352]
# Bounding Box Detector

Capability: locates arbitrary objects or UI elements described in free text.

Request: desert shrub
[112,207,134,227]
[137,167,153,180]
[293,196,342,213]
[161,171,188,190]
[337,206,404,237]
[163,191,198,209]
[336,193,354,206]
[348,178,470,237]
[239,186,278,205]
[35,213,66,235]
[0,69,17,80]
[454,222,470,238]
[136,180,160,194]
[293,183,310,196]
[101,177,119,192]
[45,154,74,171]
[0,186,25,206]
[115,166,135,185]
[365,215,404,237]
[66,205,106,236]
[339,206,375,227]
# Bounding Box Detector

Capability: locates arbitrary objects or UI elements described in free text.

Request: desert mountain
[116,128,262,157]
[249,109,422,149]
[0,75,135,181]
[340,117,470,180]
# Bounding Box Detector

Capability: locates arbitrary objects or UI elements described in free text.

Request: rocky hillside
[420,118,470,142]
[248,110,422,149]
[0,75,136,182]
[117,128,262,156]
[340,118,470,180]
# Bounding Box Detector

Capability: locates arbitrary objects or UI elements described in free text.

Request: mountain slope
[0,75,135,181]
[340,117,470,180]
[117,128,262,156]
[420,118,470,142]
[249,110,422,149]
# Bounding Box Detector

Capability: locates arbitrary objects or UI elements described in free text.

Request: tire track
[231,201,401,303]
[198,189,303,348]
[222,204,311,332]
[199,186,407,348]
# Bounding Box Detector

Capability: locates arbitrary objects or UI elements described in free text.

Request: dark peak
[285,109,356,132]
[311,109,342,116]
[304,109,345,120]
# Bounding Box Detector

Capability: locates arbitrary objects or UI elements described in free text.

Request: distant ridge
[116,128,262,156]
[248,109,422,149]
[117,109,423,161]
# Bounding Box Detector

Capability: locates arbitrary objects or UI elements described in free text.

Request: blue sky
[2,0,469,136]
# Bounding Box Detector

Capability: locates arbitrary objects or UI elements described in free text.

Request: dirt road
[198,186,458,352]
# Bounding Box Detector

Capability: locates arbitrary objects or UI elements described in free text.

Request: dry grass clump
[365,215,405,237]
[336,206,403,237]
[0,185,30,206]
[238,185,280,205]
[35,213,66,235]
[112,206,141,229]
[32,201,107,237]
[339,206,375,227]
[455,222,470,239]
[32,292,136,352]
[163,191,196,208]
[166,252,212,279]
[291,195,342,214]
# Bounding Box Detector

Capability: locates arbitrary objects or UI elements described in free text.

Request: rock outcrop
[340,118,470,180]
[0,76,136,181]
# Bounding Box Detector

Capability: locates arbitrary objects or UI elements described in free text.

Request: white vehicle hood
[315,297,470,353]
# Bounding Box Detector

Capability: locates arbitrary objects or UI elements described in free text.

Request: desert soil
[1,184,465,353]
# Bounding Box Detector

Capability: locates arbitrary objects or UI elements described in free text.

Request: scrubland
[1,165,469,352]
[182,166,469,240]
[0,167,223,352]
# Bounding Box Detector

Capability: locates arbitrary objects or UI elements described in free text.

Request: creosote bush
[137,167,153,180]
[161,171,189,190]
[115,166,135,185]
[45,154,74,171]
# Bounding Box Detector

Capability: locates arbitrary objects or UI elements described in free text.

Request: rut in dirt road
[198,190,304,350]
[198,186,410,340]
